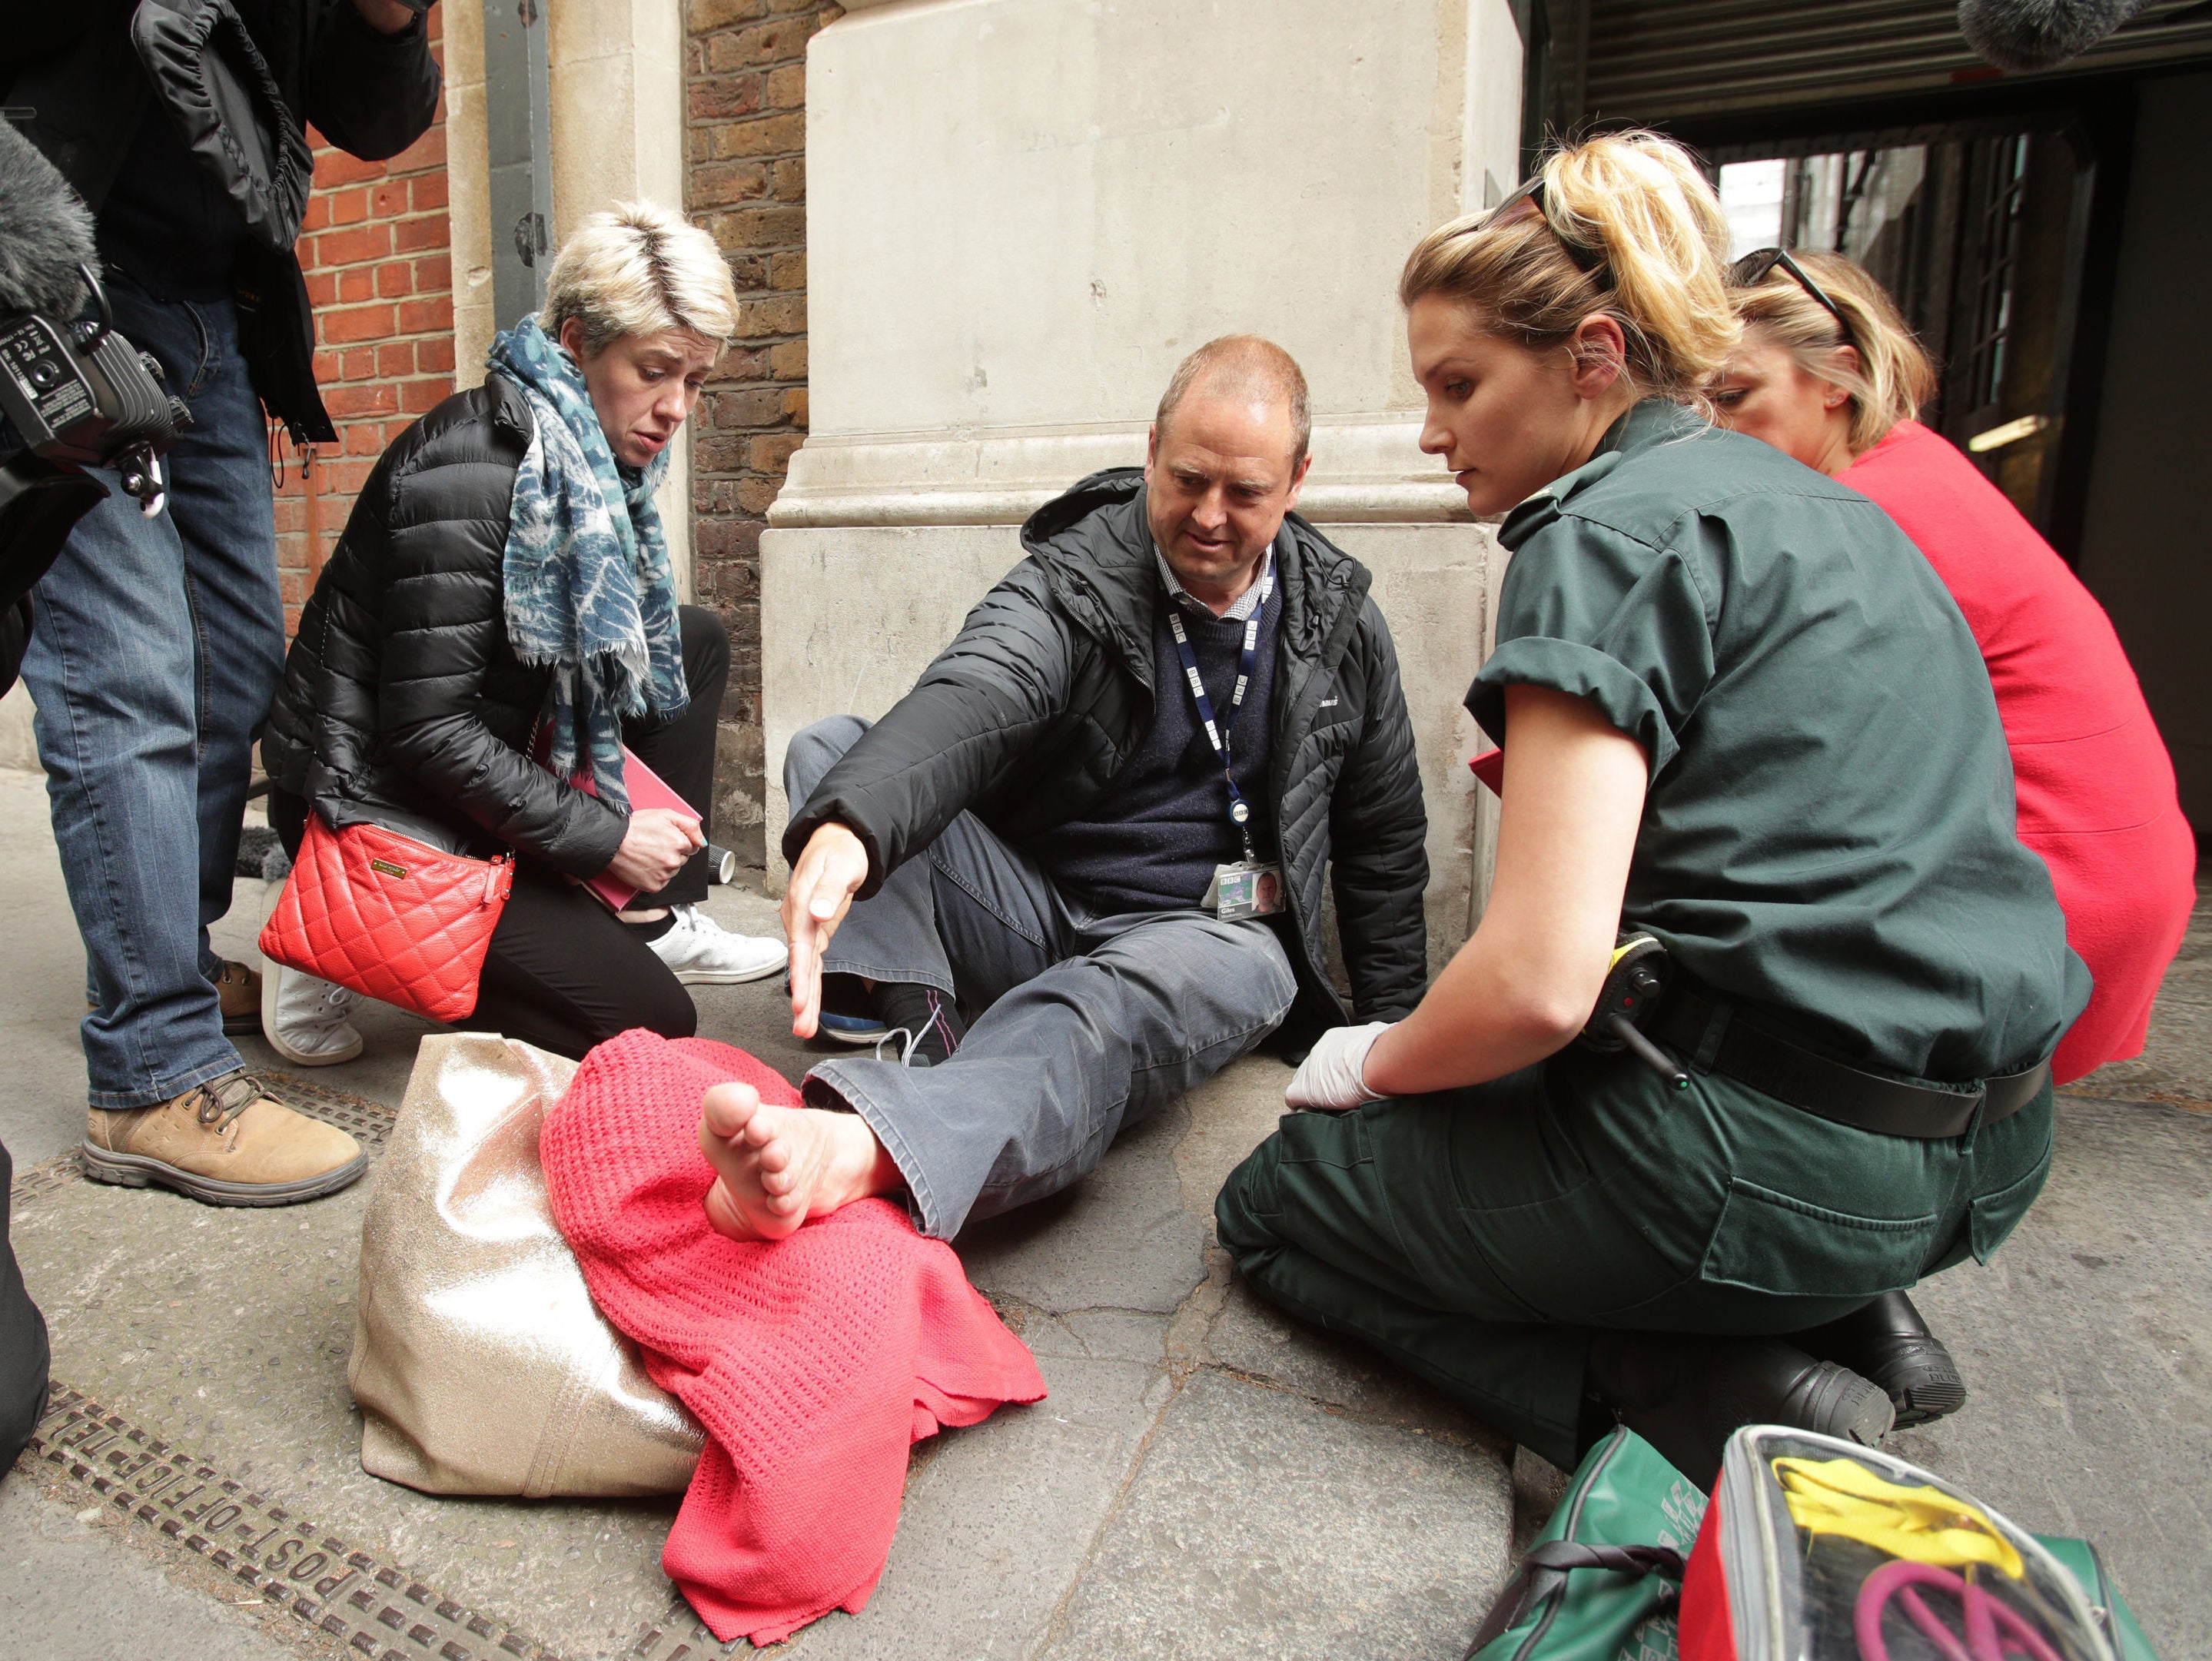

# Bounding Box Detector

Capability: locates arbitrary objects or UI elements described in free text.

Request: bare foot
[696,1081,902,1241]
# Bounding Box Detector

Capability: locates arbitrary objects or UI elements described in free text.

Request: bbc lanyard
[1165,556,1276,862]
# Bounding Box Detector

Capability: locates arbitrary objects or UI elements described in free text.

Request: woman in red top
[1712,249,2194,1085]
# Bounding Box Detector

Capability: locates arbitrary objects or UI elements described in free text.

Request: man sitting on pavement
[696,335,1431,1242]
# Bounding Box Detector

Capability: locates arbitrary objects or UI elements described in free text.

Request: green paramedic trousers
[1214,1046,2054,1470]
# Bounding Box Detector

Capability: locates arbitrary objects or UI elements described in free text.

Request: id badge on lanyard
[1167,562,1284,922]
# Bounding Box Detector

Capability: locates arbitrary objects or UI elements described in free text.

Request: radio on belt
[1579,932,1689,1089]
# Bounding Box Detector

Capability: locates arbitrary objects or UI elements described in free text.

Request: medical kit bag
[1468,1426,1707,1661]
[1678,1425,2157,1661]
[1471,1423,2157,1661]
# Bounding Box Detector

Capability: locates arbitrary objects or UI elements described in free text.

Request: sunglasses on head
[1487,174,1606,277]
[1729,246,1857,350]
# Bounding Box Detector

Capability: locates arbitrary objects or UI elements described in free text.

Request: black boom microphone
[1958,0,2155,70]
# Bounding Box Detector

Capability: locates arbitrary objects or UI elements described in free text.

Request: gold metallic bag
[349,1033,705,1497]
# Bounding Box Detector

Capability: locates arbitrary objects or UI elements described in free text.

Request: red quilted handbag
[259,814,515,1023]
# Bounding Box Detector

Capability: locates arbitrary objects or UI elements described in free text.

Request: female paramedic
[1214,131,2087,1488]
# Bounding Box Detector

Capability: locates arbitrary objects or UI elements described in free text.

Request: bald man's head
[1144,335,1314,612]
[1154,334,1311,467]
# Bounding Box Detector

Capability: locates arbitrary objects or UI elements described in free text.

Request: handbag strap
[1465,1541,1689,1657]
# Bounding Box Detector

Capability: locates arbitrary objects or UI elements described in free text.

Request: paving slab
[1035,1368,1510,1660]
[0,1473,311,1661]
[777,1351,1167,1661]
[1898,1091,2212,1659]
[1203,1279,1494,1440]
[0,768,118,1168]
[955,1098,1208,1319]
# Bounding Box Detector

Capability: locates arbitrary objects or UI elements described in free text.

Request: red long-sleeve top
[1840,420,2195,1082]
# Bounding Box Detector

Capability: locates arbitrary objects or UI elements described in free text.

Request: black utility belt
[1646,983,2047,1141]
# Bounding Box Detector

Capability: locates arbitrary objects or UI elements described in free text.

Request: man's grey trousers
[788,716,1297,1240]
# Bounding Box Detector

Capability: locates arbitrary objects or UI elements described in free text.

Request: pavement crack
[1026,1364,1187,1661]
[1023,1262,1235,1658]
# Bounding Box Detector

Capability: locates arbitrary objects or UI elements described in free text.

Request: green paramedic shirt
[1467,400,2087,1082]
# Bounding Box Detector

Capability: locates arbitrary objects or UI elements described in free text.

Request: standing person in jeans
[692,336,1430,1247]
[258,203,786,1078]
[5,0,440,1203]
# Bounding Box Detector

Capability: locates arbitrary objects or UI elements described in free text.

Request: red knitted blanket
[540,1031,1047,1644]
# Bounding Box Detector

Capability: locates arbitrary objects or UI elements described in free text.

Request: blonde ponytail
[1729,251,1937,453]
[1400,131,1739,406]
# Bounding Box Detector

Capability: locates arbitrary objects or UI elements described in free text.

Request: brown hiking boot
[82,1069,366,1206]
[214,959,262,1035]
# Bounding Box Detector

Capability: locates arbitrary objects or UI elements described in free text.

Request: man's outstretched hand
[783,821,871,1038]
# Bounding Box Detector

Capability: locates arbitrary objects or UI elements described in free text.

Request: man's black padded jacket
[785,467,1431,1041]
[261,375,634,880]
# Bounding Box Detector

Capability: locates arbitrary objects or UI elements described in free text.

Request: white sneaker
[648,903,789,985]
[263,966,365,1067]
[256,875,367,1068]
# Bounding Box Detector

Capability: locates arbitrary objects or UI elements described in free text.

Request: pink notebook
[533,728,702,912]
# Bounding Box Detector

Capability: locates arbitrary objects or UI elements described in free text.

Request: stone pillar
[762,0,1523,969]
[682,2,845,868]
[447,0,696,596]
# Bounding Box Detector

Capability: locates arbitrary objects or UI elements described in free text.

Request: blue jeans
[787,716,1299,1240]
[21,267,284,1109]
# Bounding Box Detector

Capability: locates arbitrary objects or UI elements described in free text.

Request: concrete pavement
[2,764,2207,1657]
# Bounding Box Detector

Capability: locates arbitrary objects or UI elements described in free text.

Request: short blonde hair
[539,201,739,357]
[1400,131,1739,407]
[1730,251,1938,453]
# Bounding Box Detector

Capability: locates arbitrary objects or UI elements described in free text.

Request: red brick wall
[685,0,843,863]
[274,11,454,636]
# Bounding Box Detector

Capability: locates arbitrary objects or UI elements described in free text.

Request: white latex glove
[1285,1021,1393,1111]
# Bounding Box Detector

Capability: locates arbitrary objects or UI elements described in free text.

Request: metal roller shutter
[1583,0,2212,123]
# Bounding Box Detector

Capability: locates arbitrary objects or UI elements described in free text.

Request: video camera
[1,264,191,516]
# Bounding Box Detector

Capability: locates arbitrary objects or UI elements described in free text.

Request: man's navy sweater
[1025,582,1281,913]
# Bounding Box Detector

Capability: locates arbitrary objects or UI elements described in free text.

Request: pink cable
[1896,1585,1973,1661]
[1853,1560,2069,1661]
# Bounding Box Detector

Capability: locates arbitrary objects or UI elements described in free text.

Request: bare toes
[701,1082,760,1139]
[703,1178,749,1240]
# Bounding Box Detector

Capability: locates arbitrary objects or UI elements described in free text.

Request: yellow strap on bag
[1771,1456,2026,1578]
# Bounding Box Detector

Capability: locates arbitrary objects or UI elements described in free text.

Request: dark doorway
[1708,118,2098,544]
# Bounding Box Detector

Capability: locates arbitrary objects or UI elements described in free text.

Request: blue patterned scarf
[489,317,689,811]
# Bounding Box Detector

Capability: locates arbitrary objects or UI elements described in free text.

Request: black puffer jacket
[261,375,629,877]
[787,467,1430,1037]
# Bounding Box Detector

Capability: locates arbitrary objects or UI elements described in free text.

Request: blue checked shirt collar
[1152,540,1276,623]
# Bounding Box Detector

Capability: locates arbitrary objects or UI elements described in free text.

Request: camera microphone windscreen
[0,119,100,321]
[1958,0,2153,70]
